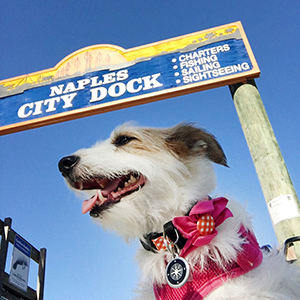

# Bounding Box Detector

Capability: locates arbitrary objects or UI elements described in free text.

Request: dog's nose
[58,155,80,177]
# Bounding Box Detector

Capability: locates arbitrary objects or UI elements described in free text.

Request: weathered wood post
[229,80,300,260]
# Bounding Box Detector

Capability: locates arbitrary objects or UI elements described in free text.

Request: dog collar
[140,196,211,253]
[140,220,187,253]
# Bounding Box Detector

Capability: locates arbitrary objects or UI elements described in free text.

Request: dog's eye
[114,135,137,147]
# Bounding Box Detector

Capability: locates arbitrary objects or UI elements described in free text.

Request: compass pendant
[165,256,190,288]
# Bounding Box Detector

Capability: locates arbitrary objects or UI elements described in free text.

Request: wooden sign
[0,21,259,135]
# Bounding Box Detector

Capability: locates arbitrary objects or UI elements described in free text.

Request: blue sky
[1,1,300,299]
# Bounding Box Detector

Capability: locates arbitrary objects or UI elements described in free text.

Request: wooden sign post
[230,80,300,260]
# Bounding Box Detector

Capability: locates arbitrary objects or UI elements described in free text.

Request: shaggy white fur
[59,123,300,299]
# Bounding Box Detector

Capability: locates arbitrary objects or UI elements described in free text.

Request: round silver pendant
[165,256,190,288]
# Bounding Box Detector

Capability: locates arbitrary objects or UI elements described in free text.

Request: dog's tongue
[82,194,99,214]
[81,178,122,214]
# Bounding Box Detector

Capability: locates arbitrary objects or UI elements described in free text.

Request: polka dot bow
[172,197,233,257]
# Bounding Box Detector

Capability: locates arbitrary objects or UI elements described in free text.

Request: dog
[58,123,300,299]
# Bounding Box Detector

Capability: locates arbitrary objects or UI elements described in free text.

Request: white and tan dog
[59,123,300,299]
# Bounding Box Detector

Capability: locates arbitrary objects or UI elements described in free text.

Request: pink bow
[173,197,233,257]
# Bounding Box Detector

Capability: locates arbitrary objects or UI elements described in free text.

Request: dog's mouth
[72,172,146,217]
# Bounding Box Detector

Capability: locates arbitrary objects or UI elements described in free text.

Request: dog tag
[165,256,190,288]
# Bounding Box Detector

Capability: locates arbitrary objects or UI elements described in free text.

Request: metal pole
[229,80,300,259]
[0,218,12,297]
[37,248,46,300]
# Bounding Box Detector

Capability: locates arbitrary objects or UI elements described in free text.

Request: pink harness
[153,198,263,300]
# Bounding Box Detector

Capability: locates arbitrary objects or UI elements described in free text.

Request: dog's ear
[166,123,228,167]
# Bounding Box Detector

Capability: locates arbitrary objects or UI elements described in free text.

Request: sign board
[9,235,31,292]
[0,21,260,135]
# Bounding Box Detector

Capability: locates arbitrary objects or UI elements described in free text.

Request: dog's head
[58,123,227,239]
